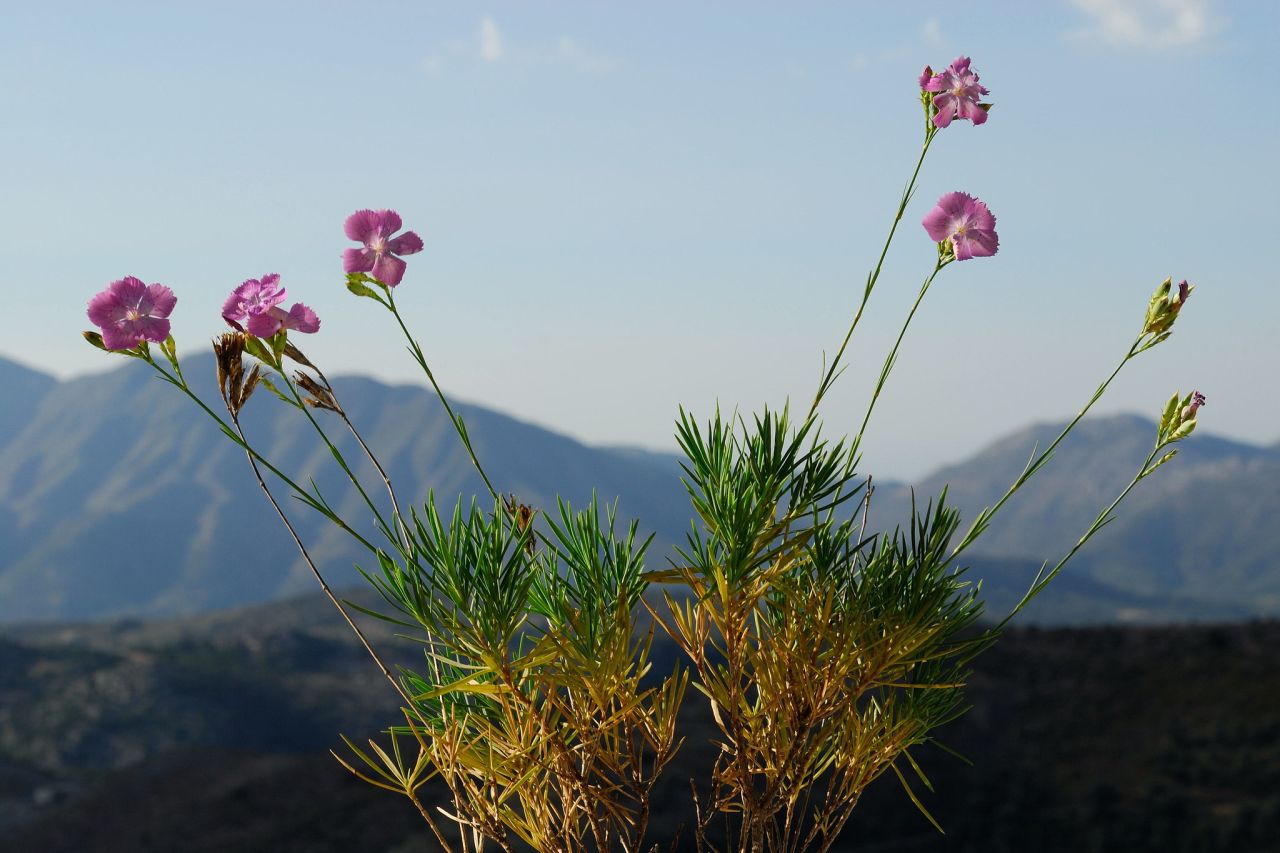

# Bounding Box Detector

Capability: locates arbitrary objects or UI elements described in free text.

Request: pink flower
[87,277,177,351]
[920,56,989,129]
[342,209,424,287]
[222,274,321,338]
[921,192,999,261]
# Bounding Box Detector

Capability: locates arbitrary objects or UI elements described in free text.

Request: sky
[2,0,1276,479]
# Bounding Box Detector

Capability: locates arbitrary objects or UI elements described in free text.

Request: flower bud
[1143,277,1194,336]
[1180,390,1205,422]
[1159,389,1205,445]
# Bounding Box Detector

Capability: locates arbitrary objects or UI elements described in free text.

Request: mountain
[0,354,687,622]
[1,592,1277,851]
[0,353,1275,624]
[873,416,1280,623]
[0,358,57,554]
[0,358,56,439]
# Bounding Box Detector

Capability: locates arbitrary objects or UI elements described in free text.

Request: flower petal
[939,191,978,217]
[375,209,403,235]
[967,229,999,257]
[953,229,998,261]
[372,253,407,287]
[143,284,177,319]
[931,95,958,128]
[100,326,139,351]
[138,316,172,343]
[247,310,285,338]
[920,66,947,92]
[957,98,989,126]
[87,287,126,329]
[343,247,375,273]
[387,230,424,256]
[344,209,381,243]
[111,276,148,305]
[967,198,995,231]
[222,289,247,324]
[285,302,321,334]
[921,206,955,242]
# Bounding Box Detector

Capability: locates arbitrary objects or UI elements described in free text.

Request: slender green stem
[387,290,500,503]
[999,443,1163,625]
[853,260,946,445]
[281,351,444,684]
[947,337,1144,566]
[277,368,402,551]
[144,359,379,553]
[808,126,938,421]
[144,354,415,712]
[227,409,419,714]
[306,360,414,556]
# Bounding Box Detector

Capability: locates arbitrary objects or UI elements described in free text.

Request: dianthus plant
[83,56,1202,853]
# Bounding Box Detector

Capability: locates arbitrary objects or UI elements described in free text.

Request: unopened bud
[1180,390,1206,422]
[1143,277,1194,337]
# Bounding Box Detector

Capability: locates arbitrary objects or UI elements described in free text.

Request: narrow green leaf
[892,762,945,834]
[259,376,302,408]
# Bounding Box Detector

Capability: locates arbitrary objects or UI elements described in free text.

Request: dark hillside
[1,594,1276,851]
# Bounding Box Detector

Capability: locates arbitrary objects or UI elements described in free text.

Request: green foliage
[658,404,988,851]
[347,493,685,851]
[346,271,391,307]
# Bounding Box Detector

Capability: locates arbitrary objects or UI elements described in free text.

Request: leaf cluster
[656,406,985,852]
[346,494,687,852]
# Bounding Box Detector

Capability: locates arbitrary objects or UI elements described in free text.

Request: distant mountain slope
[0,354,1275,624]
[0,355,687,621]
[0,358,56,554]
[0,358,55,444]
[872,416,1280,623]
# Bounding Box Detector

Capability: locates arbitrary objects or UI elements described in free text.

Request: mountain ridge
[0,354,1274,625]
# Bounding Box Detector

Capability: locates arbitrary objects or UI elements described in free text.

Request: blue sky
[2,0,1275,478]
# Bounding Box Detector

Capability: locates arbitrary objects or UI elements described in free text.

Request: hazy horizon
[4,348,1274,487]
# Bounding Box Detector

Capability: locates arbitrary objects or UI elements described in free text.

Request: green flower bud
[1143,277,1193,336]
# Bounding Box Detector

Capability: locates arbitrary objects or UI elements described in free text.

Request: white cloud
[1067,0,1224,49]
[478,15,504,62]
[922,17,943,46]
